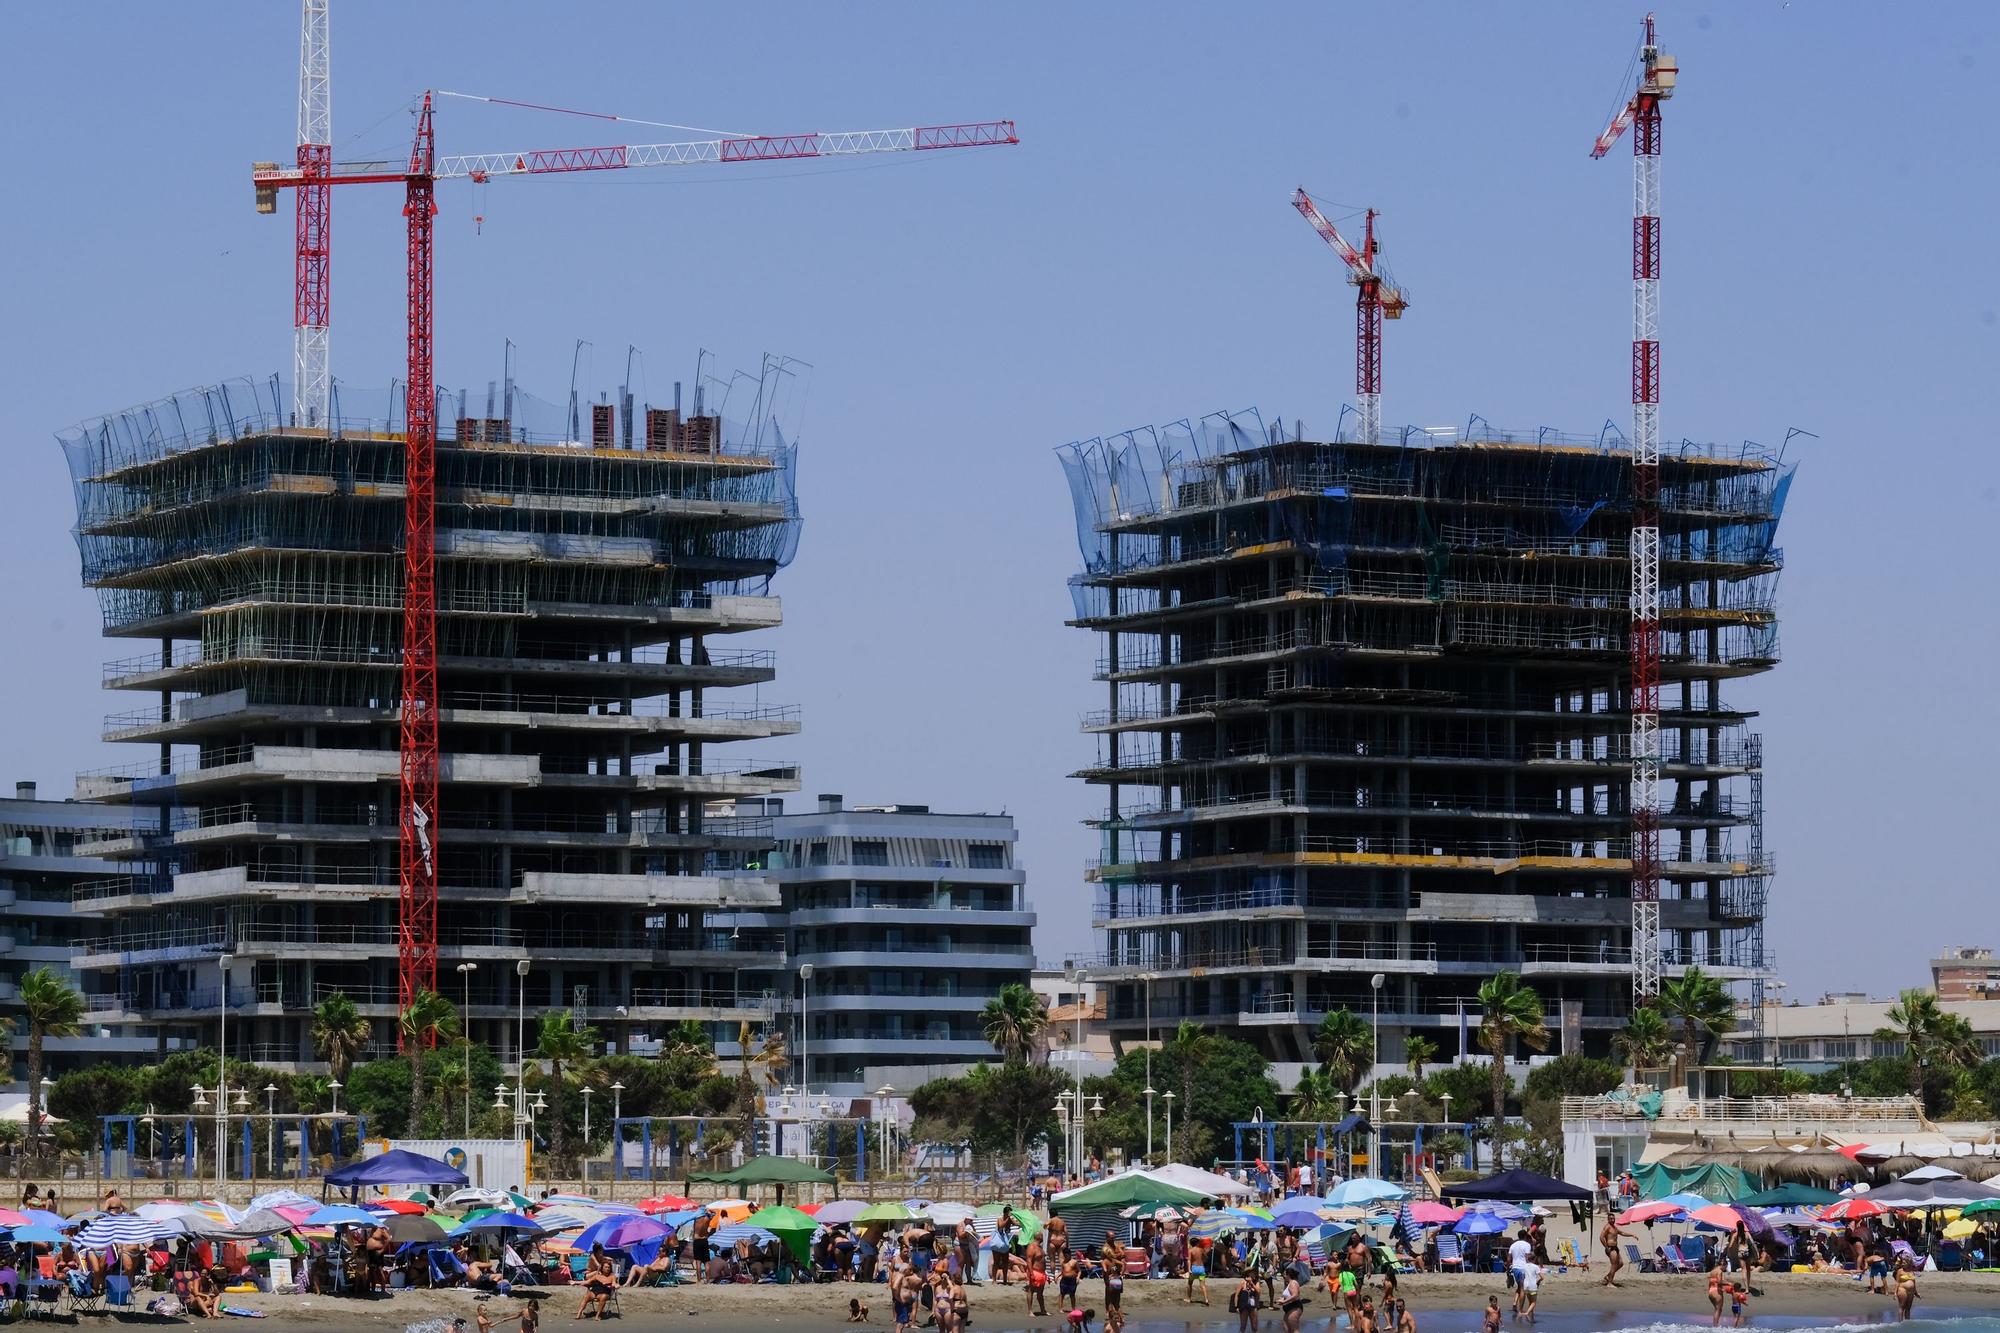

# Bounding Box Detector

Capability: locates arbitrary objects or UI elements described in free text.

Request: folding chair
[65,1269,106,1316]
[1436,1233,1465,1272]
[105,1274,134,1308]
[1625,1244,1654,1274]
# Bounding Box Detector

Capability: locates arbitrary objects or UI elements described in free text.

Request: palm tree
[1405,1035,1439,1083]
[20,969,83,1153]
[1879,989,1975,1103]
[1658,967,1736,1096]
[1476,971,1548,1168]
[982,983,1049,1066]
[1291,1067,1343,1122]
[1313,1009,1373,1094]
[311,992,371,1085]
[1613,1004,1675,1072]
[398,988,459,1132]
[534,1010,598,1167]
[1167,1020,1216,1119]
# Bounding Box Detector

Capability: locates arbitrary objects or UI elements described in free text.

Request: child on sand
[518,1298,539,1333]
[849,1296,872,1323]
[1067,1307,1096,1332]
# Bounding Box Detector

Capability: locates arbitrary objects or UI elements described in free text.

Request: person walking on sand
[1600,1215,1635,1287]
[1025,1236,1049,1318]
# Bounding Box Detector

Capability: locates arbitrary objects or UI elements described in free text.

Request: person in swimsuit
[1708,1266,1727,1326]
[1025,1237,1049,1317]
[1185,1234,1210,1305]
[1278,1269,1307,1333]
[1338,1264,1361,1325]
[1482,1295,1503,1333]
[1101,1233,1127,1331]
[1893,1255,1919,1322]
[1601,1216,1635,1287]
[1233,1272,1261,1333]
[573,1245,616,1321]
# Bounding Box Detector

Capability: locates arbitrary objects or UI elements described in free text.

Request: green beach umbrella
[743,1205,820,1265]
[856,1203,917,1224]
[976,1202,1041,1242]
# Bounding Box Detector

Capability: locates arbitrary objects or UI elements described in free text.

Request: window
[1821,1039,1856,1061]
[968,844,1005,869]
[852,840,889,867]
[1871,1037,1905,1059]
[807,842,829,866]
[1778,1041,1813,1062]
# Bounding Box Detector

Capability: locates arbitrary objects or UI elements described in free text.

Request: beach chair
[65,1268,106,1316]
[105,1274,133,1308]
[1938,1241,1964,1273]
[1435,1233,1465,1272]
[1123,1249,1151,1281]
[428,1250,467,1289]
[1672,1237,1708,1273]
[1623,1243,1653,1274]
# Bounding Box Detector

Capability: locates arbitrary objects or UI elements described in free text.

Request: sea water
[972,1315,2000,1333]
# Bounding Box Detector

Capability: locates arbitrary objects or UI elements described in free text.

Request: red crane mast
[251,8,1017,1032]
[1291,189,1409,445]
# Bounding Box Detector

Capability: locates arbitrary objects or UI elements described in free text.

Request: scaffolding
[1061,413,1790,1066]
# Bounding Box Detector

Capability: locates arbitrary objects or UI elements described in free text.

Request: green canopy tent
[1050,1171,1206,1214]
[689,1155,837,1205]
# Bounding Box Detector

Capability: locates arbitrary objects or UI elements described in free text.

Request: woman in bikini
[1893,1254,1920,1322]
[1101,1233,1127,1332]
[1708,1264,1727,1326]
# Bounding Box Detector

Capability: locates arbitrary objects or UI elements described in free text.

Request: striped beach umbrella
[76,1215,172,1246]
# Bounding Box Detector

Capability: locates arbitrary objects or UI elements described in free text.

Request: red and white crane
[1291,189,1409,446]
[1589,13,1677,1001]
[251,1,1017,1027]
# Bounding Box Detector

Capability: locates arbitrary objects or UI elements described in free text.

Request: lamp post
[1439,1093,1454,1167]
[141,1108,156,1166]
[515,958,531,1153]
[328,1079,342,1116]
[216,952,233,1191]
[875,1085,896,1177]
[1055,1089,1073,1179]
[191,1085,210,1180]
[798,963,815,1094]
[581,1086,593,1147]
[1369,972,1385,1174]
[456,962,479,1138]
[1063,961,1085,1172]
[264,1083,278,1177]
[1162,1090,1175,1163]
[1142,971,1154,1161]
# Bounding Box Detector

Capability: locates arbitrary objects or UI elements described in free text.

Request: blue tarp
[325,1148,468,1189]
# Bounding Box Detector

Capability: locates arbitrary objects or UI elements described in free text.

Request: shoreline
[151,1270,2000,1330]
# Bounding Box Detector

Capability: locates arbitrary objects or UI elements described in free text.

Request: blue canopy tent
[324,1148,468,1199]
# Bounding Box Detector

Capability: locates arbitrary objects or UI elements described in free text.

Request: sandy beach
[131,1270,2000,1331]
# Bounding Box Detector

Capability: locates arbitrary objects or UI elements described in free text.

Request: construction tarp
[1633,1161,1755,1203]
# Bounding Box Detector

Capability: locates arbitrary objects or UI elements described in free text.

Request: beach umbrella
[856,1203,917,1225]
[16,1210,63,1230]
[1187,1211,1245,1241]
[137,1202,210,1225]
[66,1209,108,1227]
[1961,1198,2000,1218]
[924,1203,976,1227]
[76,1215,172,1246]
[815,1200,868,1227]
[1272,1204,1329,1229]
[710,1223,780,1248]
[975,1203,1041,1242]
[637,1195,696,1214]
[743,1206,819,1265]
[442,1188,512,1210]
[1453,1211,1513,1236]
[903,1199,936,1211]
[6,1226,65,1246]
[366,1199,426,1215]
[540,1193,602,1207]
[1618,1200,1689,1225]
[532,1208,602,1233]
[1689,1205,1772,1238]
[1759,1211,1826,1229]
[1409,1202,1461,1226]
[0,1210,28,1229]
[1327,1178,1408,1207]
[249,1190,317,1213]
[576,1215,669,1252]
[654,1210,706,1234]
[706,1199,754,1222]
[1655,1192,1715,1213]
[382,1214,448,1245]
[449,1211,544,1238]
[1120,1202,1184,1222]
[1822,1198,1890,1221]
[303,1204,380,1229]
[1944,1218,1981,1241]
[1735,1183,1840,1208]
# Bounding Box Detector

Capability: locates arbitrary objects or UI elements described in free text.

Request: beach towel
[221,1306,267,1317]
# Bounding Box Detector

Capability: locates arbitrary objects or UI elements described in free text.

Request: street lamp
[192,1084,212,1181]
[581,1086,594,1146]
[328,1079,342,1116]
[1369,972,1385,1173]
[1063,960,1085,1173]
[1142,971,1154,1161]
[263,1084,278,1176]
[494,1083,511,1112]
[1162,1090,1175,1163]
[875,1085,896,1177]
[456,962,479,1138]
[797,963,815,1093]
[1143,1086,1157,1163]
[216,952,234,1191]
[515,958,531,1151]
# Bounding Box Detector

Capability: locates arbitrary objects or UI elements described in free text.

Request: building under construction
[60,365,801,1068]
[1060,413,1790,1067]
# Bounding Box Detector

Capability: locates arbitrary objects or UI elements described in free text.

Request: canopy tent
[325,1149,467,1190]
[1633,1160,1756,1203]
[1441,1169,1591,1202]
[1145,1163,1257,1200]
[1051,1171,1206,1214]
[687,1156,835,1188]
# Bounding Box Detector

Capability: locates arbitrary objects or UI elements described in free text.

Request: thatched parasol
[1760,1151,1855,1184]
[1958,1158,2000,1182]
[1870,1155,1929,1177]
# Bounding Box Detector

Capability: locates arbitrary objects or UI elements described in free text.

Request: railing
[1081,939,1654,974]
[440,691,799,723]
[514,642,776,670]
[1090,833,1769,872]
[627,988,774,1011]
[1099,790,1749,823]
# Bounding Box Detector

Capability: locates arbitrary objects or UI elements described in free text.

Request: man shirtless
[1025,1237,1050,1317]
[1599,1216,1635,1287]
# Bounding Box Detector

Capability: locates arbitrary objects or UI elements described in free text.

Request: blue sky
[3,3,1994,1001]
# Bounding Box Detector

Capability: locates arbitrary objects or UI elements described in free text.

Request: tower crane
[250,1,1018,1029]
[1290,189,1409,446]
[1589,13,1677,1001]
